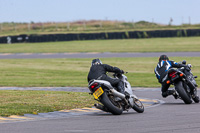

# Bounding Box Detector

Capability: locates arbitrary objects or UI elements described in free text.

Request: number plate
[93,87,104,99]
[171,75,178,81]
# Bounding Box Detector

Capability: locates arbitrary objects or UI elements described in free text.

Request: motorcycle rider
[154,55,191,98]
[87,58,126,96]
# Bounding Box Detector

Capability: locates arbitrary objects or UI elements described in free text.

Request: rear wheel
[100,92,123,115]
[175,81,192,104]
[131,98,144,113]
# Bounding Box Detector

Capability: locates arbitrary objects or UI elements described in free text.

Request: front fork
[128,94,139,107]
[183,78,198,98]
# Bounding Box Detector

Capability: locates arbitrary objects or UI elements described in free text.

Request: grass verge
[0,90,94,117]
[0,57,199,87]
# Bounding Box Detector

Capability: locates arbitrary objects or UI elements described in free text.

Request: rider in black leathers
[154,55,190,98]
[87,59,125,94]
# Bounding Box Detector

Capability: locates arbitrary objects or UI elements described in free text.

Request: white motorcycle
[88,72,144,115]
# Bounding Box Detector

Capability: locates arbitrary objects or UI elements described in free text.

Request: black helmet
[159,55,169,62]
[92,58,102,65]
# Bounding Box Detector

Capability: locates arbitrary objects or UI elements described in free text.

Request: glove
[180,64,190,70]
[121,70,124,74]
[184,65,191,71]
[188,64,192,68]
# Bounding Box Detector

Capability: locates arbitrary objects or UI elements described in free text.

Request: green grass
[0,37,200,53]
[0,90,94,117]
[0,57,199,87]
[0,57,199,116]
[0,36,200,117]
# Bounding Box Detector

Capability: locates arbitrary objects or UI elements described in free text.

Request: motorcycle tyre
[131,98,144,113]
[192,89,199,103]
[175,81,192,104]
[100,92,123,115]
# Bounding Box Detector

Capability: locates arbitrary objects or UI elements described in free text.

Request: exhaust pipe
[110,89,125,99]
[94,104,109,112]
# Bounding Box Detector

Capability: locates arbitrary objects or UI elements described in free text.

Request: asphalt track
[0,52,200,59]
[0,88,200,133]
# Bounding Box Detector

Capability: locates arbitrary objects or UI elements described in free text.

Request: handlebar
[113,72,128,77]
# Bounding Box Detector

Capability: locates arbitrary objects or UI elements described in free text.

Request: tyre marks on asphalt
[0,98,162,123]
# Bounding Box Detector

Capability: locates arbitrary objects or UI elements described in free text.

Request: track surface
[0,52,200,59]
[0,88,200,133]
[0,52,200,132]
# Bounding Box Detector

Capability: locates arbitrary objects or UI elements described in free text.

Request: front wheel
[192,89,199,103]
[100,92,123,115]
[175,81,192,104]
[132,98,144,113]
[193,96,200,103]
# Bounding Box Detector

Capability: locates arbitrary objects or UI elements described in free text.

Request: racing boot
[172,92,179,99]
[117,82,130,99]
[117,82,125,94]
[162,90,178,99]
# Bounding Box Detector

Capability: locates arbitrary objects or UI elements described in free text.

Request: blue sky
[0,0,200,25]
